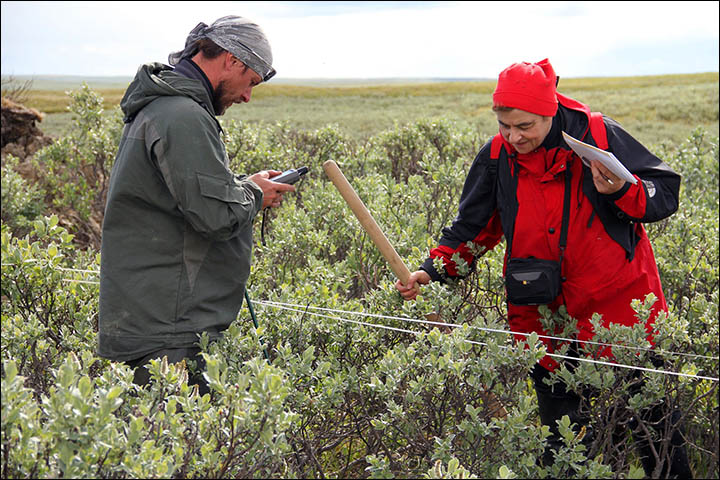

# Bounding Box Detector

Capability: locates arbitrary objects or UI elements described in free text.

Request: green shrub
[1,216,99,398]
[29,84,123,248]
[0,155,46,234]
[2,84,718,478]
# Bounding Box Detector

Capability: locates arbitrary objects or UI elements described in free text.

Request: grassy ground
[13,72,719,148]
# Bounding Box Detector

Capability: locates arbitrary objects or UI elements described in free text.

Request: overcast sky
[1,1,718,79]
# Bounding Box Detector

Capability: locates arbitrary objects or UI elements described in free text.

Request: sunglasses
[234,39,276,82]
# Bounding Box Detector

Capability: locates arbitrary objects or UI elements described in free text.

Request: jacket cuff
[420,258,444,283]
[610,175,647,220]
[601,179,631,202]
[238,175,264,215]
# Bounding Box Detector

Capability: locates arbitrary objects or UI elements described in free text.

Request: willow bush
[2,85,718,478]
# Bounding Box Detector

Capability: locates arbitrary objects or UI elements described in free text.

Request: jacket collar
[173,58,214,101]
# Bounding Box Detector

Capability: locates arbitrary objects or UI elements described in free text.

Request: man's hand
[590,160,625,195]
[395,270,431,301]
[249,170,296,209]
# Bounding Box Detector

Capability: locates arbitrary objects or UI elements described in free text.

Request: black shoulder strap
[504,147,572,267]
[558,160,572,269]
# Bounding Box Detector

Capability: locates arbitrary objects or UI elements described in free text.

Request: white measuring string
[57,266,100,284]
[253,300,719,382]
[60,278,101,285]
[4,261,718,380]
[3,262,100,284]
[57,267,100,274]
[7,262,720,364]
[256,300,719,362]
[2,262,99,275]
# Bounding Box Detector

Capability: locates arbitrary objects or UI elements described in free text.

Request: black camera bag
[505,257,562,305]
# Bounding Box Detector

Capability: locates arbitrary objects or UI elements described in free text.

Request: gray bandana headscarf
[168,15,275,82]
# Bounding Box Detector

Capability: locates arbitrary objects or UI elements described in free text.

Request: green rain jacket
[98,63,263,362]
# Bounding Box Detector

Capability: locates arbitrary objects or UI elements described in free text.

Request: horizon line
[3,71,718,80]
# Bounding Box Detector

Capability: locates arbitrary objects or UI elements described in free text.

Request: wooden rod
[323,160,411,285]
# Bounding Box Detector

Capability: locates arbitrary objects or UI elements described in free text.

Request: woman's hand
[395,270,432,301]
[590,160,625,195]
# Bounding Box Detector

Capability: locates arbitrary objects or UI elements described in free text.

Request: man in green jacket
[98,16,294,394]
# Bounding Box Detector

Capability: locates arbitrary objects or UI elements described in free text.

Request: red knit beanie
[492,58,558,116]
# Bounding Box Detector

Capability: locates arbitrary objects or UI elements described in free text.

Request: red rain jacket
[421,94,681,370]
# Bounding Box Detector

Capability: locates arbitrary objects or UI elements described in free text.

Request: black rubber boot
[126,346,210,396]
[530,364,594,467]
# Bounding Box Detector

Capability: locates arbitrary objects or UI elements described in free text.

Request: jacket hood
[120,62,216,122]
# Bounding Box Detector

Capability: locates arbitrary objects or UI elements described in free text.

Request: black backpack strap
[559,160,572,273]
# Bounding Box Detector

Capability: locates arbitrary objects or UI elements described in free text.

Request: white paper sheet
[562,131,637,185]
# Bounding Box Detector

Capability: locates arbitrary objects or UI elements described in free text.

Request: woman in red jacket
[396,59,691,477]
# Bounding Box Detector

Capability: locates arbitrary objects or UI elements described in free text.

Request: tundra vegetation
[1,74,718,478]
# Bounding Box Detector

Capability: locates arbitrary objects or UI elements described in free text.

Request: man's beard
[212,80,229,115]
